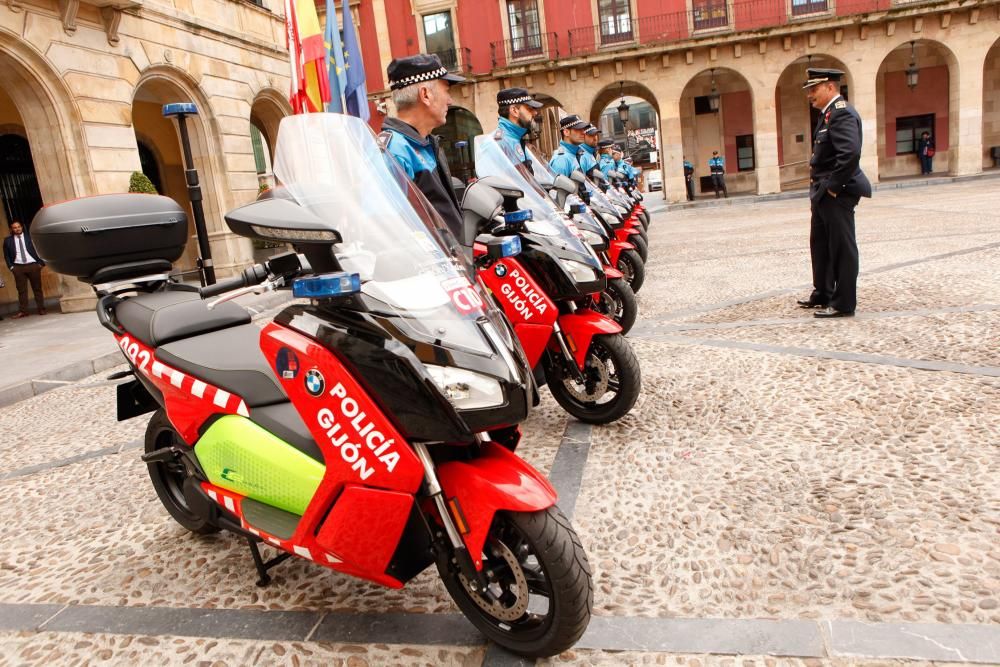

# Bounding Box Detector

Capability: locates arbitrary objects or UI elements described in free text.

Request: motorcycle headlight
[557,256,600,284]
[580,228,605,247]
[425,365,505,410]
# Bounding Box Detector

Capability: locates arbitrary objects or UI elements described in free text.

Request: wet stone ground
[0,180,998,664]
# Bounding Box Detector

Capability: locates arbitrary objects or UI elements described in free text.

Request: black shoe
[796,299,827,308]
[814,307,854,319]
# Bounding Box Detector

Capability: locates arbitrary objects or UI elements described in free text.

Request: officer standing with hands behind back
[796,67,871,318]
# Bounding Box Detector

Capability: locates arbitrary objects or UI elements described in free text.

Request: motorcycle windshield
[525,146,618,220]
[272,113,493,356]
[474,134,597,264]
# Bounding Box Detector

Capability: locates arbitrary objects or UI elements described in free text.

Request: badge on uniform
[377,131,392,150]
[494,128,503,140]
[834,100,847,110]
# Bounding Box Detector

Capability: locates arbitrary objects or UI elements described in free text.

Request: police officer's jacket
[549,141,583,178]
[579,143,599,178]
[494,117,531,167]
[809,95,872,203]
[709,156,725,174]
[381,117,463,238]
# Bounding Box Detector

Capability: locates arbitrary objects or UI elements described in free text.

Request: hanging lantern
[906,41,919,90]
[617,82,629,124]
[708,68,721,111]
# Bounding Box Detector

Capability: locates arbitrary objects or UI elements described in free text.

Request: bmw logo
[495,263,508,277]
[304,369,325,396]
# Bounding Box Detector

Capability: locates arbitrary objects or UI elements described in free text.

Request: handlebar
[199,263,268,298]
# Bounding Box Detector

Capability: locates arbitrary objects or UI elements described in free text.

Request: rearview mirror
[225,199,341,245]
[553,174,576,194]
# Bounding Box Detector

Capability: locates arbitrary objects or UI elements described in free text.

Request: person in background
[917,131,935,175]
[708,151,727,198]
[379,53,467,239]
[683,156,695,201]
[597,140,617,179]
[493,87,542,167]
[579,124,601,179]
[549,114,589,178]
[3,221,46,318]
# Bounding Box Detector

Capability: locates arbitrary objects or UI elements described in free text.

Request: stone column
[952,48,988,176]
[851,63,880,185]
[658,99,687,203]
[752,87,781,195]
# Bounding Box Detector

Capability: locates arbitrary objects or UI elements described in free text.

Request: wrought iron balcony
[431,47,473,73]
[490,32,560,69]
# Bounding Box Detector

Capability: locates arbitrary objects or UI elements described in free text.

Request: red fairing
[479,257,557,366]
[607,239,635,265]
[603,266,624,280]
[436,441,557,569]
[115,333,248,444]
[558,309,622,369]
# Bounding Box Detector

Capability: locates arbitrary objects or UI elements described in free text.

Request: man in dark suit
[3,221,47,318]
[797,68,872,318]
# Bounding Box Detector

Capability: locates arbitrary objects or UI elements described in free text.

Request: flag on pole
[341,0,369,121]
[324,0,346,113]
[285,0,330,113]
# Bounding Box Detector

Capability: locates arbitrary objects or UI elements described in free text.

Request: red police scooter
[31,113,592,658]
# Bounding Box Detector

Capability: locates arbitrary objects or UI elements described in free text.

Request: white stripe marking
[293,546,312,560]
[170,370,184,388]
[223,496,235,512]
[191,380,207,398]
[213,389,231,409]
[325,553,342,563]
[207,490,218,501]
[151,362,166,378]
[236,401,249,417]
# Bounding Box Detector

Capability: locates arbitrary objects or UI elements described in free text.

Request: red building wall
[543,0,594,55]
[456,2,503,74]
[721,90,753,167]
[358,0,385,92]
[883,65,949,156]
[734,0,785,31]
[634,0,687,42]
[384,0,420,60]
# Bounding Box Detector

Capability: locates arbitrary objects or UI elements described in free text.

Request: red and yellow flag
[285,0,330,113]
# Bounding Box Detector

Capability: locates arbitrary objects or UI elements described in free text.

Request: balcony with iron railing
[431,46,473,73]
[490,32,560,69]
[495,0,937,64]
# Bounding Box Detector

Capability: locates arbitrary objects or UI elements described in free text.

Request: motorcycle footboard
[435,442,557,569]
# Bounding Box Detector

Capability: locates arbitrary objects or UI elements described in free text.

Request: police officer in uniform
[579,124,602,179]
[493,87,543,167]
[708,151,727,198]
[797,67,871,318]
[380,54,466,239]
[683,156,695,201]
[549,114,589,178]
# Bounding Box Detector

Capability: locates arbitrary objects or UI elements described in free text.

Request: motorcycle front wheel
[594,278,637,334]
[638,209,650,227]
[616,248,645,293]
[437,507,593,658]
[548,333,641,424]
[630,234,649,263]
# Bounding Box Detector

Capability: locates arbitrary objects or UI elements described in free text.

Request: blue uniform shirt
[549,140,582,178]
[709,155,725,173]
[579,143,598,177]
[384,125,439,180]
[494,117,530,164]
[598,154,616,177]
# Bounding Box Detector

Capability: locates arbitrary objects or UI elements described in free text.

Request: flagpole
[284,0,300,111]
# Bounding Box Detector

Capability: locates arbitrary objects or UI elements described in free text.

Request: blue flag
[324,0,346,113]
[341,0,369,121]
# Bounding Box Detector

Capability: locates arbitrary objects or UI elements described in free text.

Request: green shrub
[128,172,157,194]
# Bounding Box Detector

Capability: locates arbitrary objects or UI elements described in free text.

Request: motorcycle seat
[156,324,287,408]
[116,290,251,348]
[250,402,324,463]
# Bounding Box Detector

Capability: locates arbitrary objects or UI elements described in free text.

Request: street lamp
[617,82,630,152]
[162,102,215,286]
[906,41,919,91]
[708,68,721,111]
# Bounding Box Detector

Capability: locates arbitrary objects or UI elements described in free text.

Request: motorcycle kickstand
[246,537,292,587]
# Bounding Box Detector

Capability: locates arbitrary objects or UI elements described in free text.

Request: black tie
[17,235,27,264]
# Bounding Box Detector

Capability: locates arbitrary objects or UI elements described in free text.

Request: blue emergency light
[499,235,521,258]
[503,209,532,224]
[162,103,199,117]
[293,272,361,299]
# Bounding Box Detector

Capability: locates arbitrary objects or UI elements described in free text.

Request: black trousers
[685,176,695,201]
[12,263,45,313]
[809,194,859,313]
[711,173,727,197]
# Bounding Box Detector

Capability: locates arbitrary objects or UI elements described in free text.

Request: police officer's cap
[387,54,466,91]
[559,114,589,131]
[497,87,543,108]
[597,138,615,148]
[802,67,844,89]
[584,124,600,136]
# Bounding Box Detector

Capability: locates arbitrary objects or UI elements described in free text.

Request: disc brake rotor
[562,353,609,402]
[460,541,530,622]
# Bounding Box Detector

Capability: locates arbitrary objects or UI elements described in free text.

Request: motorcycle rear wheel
[437,507,593,658]
[594,278,637,334]
[630,234,649,263]
[145,409,218,535]
[616,248,645,293]
[548,333,641,424]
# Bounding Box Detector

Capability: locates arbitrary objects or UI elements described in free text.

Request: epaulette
[555,148,565,155]
[377,131,392,150]
[834,100,847,110]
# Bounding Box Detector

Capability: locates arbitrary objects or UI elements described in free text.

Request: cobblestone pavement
[0,180,998,665]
